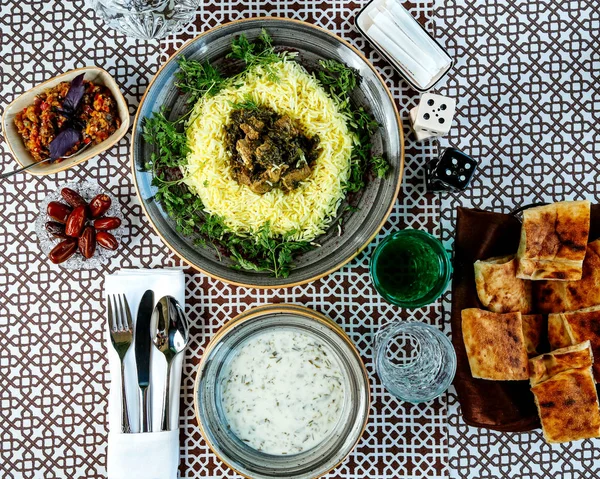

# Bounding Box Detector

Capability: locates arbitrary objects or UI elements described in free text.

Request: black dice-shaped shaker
[426,147,478,192]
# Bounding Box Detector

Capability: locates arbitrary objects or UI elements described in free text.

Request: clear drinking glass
[374,321,456,403]
[90,0,201,40]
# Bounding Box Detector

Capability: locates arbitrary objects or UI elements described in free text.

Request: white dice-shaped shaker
[409,93,456,141]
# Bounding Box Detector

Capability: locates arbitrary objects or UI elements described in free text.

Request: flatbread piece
[474,255,532,313]
[548,306,600,382]
[535,239,600,313]
[461,308,529,380]
[529,342,600,443]
[516,200,590,281]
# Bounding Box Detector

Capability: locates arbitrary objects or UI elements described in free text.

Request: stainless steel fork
[107,293,134,433]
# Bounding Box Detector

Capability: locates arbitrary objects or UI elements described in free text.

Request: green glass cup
[370,229,452,308]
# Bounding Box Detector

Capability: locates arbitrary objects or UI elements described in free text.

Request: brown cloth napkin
[452,207,539,432]
[452,205,600,432]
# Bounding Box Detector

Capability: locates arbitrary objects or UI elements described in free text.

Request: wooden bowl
[1,66,129,176]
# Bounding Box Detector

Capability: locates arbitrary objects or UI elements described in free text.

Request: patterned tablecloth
[1,0,598,478]
[435,1,600,478]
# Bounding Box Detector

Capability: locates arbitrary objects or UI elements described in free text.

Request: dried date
[94,217,121,230]
[49,238,78,264]
[47,201,72,224]
[78,226,96,259]
[46,187,121,265]
[96,231,119,250]
[89,194,112,218]
[45,221,67,238]
[65,205,87,237]
[61,187,87,208]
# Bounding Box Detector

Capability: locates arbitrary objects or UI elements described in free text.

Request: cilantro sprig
[226,29,285,83]
[229,94,260,111]
[175,58,225,104]
[227,29,281,67]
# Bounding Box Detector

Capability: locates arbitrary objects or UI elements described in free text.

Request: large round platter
[193,304,371,479]
[131,17,404,288]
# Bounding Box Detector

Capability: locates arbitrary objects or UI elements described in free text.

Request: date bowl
[131,17,404,288]
[35,181,125,269]
[194,304,370,479]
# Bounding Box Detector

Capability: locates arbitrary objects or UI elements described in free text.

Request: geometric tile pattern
[0,1,447,478]
[434,0,600,477]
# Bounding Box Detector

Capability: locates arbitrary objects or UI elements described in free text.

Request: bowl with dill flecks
[194,304,370,479]
[2,67,129,176]
[131,17,404,288]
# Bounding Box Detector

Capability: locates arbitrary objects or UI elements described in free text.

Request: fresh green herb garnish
[228,28,283,82]
[143,108,188,169]
[228,28,281,68]
[142,108,205,237]
[144,31,387,278]
[228,223,312,278]
[316,59,357,109]
[371,154,391,178]
[316,59,390,191]
[197,217,311,278]
[175,28,282,106]
[175,57,225,104]
[229,94,260,110]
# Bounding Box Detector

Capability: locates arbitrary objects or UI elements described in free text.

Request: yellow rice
[183,59,354,242]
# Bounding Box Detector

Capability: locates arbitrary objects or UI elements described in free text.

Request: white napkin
[383,0,450,71]
[105,268,186,479]
[359,0,452,89]
[368,9,440,78]
[366,21,434,88]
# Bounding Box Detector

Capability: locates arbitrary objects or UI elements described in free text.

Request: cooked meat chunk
[265,163,287,183]
[236,139,258,169]
[226,106,320,194]
[281,164,312,191]
[232,166,253,186]
[255,139,282,168]
[240,123,261,140]
[272,116,298,139]
[249,170,275,194]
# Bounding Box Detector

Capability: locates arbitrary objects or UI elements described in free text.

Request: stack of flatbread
[462,200,600,443]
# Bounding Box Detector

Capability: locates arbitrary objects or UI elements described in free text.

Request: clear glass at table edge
[89,0,201,40]
[374,321,456,403]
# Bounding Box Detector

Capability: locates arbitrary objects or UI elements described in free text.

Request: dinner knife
[135,289,154,433]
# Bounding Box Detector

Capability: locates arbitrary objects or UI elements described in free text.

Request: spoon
[0,143,91,179]
[152,295,189,431]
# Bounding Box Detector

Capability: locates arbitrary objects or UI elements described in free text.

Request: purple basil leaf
[49,128,82,159]
[62,73,85,113]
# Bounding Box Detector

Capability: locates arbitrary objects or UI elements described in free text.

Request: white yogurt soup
[219,328,347,455]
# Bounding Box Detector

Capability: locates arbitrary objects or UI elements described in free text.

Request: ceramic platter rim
[131,17,404,289]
